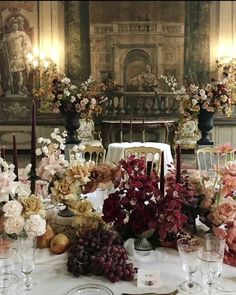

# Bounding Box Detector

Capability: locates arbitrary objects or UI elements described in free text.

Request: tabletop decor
[0,157,18,203]
[187,163,236,266]
[102,156,188,249]
[67,228,135,283]
[82,162,121,194]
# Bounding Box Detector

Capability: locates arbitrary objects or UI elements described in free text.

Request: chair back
[82,145,106,164]
[197,146,235,176]
[124,146,162,175]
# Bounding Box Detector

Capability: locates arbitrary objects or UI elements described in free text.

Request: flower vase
[60,108,81,144]
[134,229,155,251]
[197,107,215,145]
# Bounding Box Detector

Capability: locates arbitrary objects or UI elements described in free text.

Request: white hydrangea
[24,215,46,238]
[3,200,23,217]
[4,216,25,235]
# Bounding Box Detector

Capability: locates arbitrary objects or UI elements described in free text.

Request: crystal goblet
[177,237,203,294]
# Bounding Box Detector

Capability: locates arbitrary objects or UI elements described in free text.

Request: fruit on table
[50,233,71,254]
[37,224,56,249]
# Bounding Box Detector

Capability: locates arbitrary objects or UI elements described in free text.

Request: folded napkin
[124,238,160,263]
[35,248,68,265]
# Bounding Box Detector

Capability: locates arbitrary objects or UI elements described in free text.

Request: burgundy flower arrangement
[102,156,188,242]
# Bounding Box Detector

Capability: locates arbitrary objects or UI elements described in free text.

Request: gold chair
[196,146,235,176]
[82,145,106,164]
[124,146,162,175]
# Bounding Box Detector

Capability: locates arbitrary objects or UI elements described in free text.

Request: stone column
[184,1,210,86]
[65,1,91,84]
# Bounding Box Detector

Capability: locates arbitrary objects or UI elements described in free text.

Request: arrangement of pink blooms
[187,161,236,266]
[0,157,19,203]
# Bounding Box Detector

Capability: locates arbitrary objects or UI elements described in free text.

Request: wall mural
[0,14,32,97]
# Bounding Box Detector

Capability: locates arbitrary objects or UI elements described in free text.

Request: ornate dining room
[0,1,236,295]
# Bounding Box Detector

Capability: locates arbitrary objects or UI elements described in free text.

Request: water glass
[198,249,222,295]
[205,233,226,292]
[19,237,36,291]
[177,237,203,294]
[0,273,18,295]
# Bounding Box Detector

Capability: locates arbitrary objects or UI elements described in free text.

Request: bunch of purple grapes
[67,229,135,282]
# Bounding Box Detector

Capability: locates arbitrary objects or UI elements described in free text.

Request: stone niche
[90,21,184,87]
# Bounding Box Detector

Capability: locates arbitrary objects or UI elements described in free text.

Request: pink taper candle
[12,134,18,181]
[160,151,165,196]
[31,100,36,193]
[176,144,181,184]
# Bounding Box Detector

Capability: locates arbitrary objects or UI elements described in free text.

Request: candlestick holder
[120,130,123,143]
[142,130,145,143]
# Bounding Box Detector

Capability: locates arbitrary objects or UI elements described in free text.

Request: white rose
[24,215,46,238]
[3,200,23,217]
[35,148,42,156]
[4,216,25,235]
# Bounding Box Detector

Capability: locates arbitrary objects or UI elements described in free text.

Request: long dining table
[10,244,236,295]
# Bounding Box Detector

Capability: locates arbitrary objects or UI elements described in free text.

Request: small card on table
[137,269,162,288]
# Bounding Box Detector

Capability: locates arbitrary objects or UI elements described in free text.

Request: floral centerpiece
[185,161,236,266]
[102,156,188,246]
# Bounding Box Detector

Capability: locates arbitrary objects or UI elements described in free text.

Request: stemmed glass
[177,237,203,294]
[0,273,18,295]
[198,249,222,295]
[19,236,37,291]
[203,233,226,293]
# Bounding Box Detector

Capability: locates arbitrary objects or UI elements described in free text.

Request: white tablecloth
[106,142,173,175]
[10,246,236,295]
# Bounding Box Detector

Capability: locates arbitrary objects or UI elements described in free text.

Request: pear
[37,224,56,249]
[50,233,70,254]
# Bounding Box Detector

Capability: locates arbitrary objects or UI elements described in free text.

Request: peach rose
[208,197,236,226]
[20,194,45,218]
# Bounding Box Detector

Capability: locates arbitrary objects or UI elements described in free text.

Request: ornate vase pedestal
[197,108,215,146]
[134,229,154,251]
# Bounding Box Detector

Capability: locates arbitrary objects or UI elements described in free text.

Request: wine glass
[177,237,203,294]
[19,237,36,291]
[198,249,223,295]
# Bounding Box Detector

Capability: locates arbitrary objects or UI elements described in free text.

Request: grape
[67,228,134,283]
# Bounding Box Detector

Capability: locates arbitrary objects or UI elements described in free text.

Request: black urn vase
[197,107,215,145]
[60,109,81,144]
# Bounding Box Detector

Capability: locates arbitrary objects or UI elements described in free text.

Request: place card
[137,269,162,288]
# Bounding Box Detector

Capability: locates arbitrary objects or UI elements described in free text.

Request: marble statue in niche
[0,15,32,97]
[128,64,158,91]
